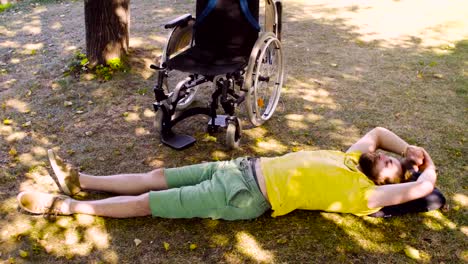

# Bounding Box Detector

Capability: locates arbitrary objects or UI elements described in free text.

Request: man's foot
[17,191,72,215]
[48,149,81,196]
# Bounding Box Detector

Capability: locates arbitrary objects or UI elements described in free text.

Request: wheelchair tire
[245,33,284,127]
[225,119,241,149]
[153,110,164,135]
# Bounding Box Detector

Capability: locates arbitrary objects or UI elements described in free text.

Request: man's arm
[347,126,424,170]
[346,127,409,155]
[368,149,437,208]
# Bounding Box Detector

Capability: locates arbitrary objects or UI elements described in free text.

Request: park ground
[0,0,467,263]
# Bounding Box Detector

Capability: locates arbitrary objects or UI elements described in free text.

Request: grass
[0,0,467,263]
[0,3,13,13]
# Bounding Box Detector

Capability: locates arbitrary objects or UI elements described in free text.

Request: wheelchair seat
[166,45,248,76]
[152,0,284,150]
[166,0,258,76]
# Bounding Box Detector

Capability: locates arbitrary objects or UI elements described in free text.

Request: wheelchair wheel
[176,88,199,110]
[245,33,284,127]
[153,109,164,135]
[225,118,241,149]
[173,78,199,110]
[163,77,199,110]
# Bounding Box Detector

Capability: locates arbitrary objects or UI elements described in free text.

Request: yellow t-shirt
[260,150,382,217]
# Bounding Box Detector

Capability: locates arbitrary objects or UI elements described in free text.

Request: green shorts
[149,157,271,220]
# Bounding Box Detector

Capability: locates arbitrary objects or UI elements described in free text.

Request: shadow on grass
[1,0,467,263]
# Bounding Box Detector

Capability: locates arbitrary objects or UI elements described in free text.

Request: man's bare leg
[18,191,152,218]
[48,149,168,196]
[67,193,151,218]
[79,169,168,195]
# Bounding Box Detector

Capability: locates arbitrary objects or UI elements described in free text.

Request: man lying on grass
[17,127,445,219]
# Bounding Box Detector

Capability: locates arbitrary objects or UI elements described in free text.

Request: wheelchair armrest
[164,14,193,29]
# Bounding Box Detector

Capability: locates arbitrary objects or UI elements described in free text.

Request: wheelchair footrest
[161,134,196,150]
[209,115,228,128]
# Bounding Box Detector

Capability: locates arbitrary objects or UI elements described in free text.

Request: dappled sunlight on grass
[284,114,323,129]
[132,56,157,79]
[0,40,20,48]
[210,234,230,247]
[288,0,468,49]
[252,138,288,155]
[19,166,56,193]
[50,21,62,30]
[285,77,337,109]
[424,210,457,230]
[134,126,150,136]
[21,42,43,55]
[123,112,141,122]
[145,157,165,168]
[0,197,17,214]
[142,108,155,118]
[1,79,18,90]
[5,98,30,113]
[64,45,78,51]
[151,7,174,16]
[148,34,167,45]
[461,226,468,236]
[21,18,42,35]
[453,193,468,208]
[0,25,16,37]
[129,37,145,48]
[0,212,113,259]
[321,213,392,253]
[211,150,228,161]
[234,231,274,263]
[5,131,27,142]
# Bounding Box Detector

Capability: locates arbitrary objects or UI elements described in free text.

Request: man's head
[358,152,405,185]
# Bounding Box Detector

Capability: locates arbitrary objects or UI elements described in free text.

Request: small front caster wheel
[225,119,241,149]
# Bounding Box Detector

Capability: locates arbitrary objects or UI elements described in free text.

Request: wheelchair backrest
[194,0,260,58]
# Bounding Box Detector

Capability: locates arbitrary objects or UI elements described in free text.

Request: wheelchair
[150,0,284,150]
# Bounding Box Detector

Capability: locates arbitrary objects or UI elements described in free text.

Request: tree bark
[84,0,130,66]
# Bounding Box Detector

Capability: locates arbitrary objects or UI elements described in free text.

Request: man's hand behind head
[406,145,424,171]
[419,148,436,172]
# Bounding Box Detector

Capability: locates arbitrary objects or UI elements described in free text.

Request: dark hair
[358,153,410,185]
[400,158,418,182]
[358,153,382,184]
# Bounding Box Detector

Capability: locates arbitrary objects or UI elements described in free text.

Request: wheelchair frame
[151,0,284,150]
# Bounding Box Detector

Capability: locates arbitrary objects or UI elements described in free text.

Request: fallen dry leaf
[189,243,197,250]
[163,242,170,251]
[8,148,17,157]
[19,250,28,258]
[134,238,142,247]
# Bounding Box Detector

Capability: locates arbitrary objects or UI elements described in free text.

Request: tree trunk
[84,0,130,66]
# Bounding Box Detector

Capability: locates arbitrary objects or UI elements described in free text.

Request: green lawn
[0,0,466,263]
